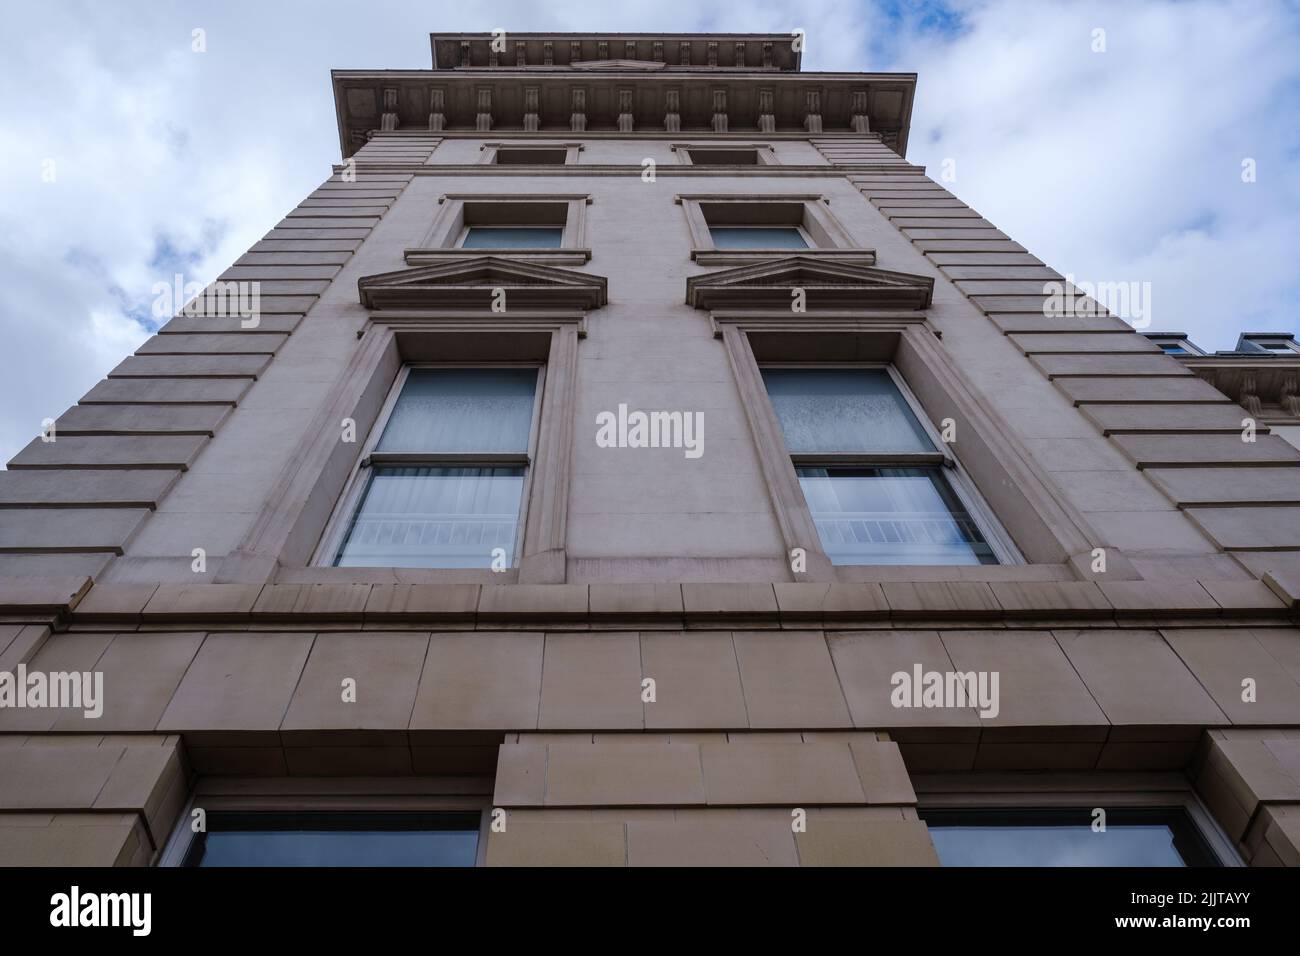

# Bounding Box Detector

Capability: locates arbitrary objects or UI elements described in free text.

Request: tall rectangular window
[761,367,999,566]
[332,367,539,569]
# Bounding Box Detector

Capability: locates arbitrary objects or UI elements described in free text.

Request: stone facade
[1,32,1298,867]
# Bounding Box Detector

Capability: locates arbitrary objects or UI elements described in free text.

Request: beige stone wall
[0,735,187,866]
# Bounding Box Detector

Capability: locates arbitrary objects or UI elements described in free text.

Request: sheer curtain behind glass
[335,368,537,569]
[762,368,996,566]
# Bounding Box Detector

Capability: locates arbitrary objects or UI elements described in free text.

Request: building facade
[1,31,1298,867]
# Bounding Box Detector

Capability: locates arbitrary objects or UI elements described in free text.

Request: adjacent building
[1,31,1298,867]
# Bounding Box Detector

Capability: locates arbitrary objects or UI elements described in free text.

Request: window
[686,148,761,165]
[330,366,541,570]
[493,147,568,165]
[1143,333,1201,356]
[180,812,480,867]
[761,366,999,566]
[921,808,1221,867]
[462,226,563,249]
[674,144,775,166]
[478,143,582,165]
[414,194,592,265]
[1243,338,1299,353]
[709,225,809,250]
[676,193,862,265]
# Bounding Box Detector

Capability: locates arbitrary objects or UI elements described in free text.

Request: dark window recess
[462,226,564,249]
[494,148,568,165]
[687,148,761,165]
[919,808,1221,867]
[183,812,481,867]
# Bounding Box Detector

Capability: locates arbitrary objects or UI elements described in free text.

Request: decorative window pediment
[570,58,667,70]
[685,255,934,311]
[358,256,608,311]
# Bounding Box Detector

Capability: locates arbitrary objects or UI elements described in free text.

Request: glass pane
[462,226,563,248]
[762,368,934,453]
[709,226,808,249]
[186,812,479,867]
[796,466,996,566]
[922,809,1218,867]
[377,368,536,454]
[335,466,525,569]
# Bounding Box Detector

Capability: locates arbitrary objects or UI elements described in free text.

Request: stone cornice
[431,32,805,72]
[332,69,916,158]
[6,576,1295,631]
[1180,356,1300,423]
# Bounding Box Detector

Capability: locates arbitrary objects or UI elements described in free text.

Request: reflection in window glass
[796,466,995,566]
[922,809,1220,867]
[184,812,480,867]
[762,368,934,454]
[377,368,536,454]
[462,226,564,249]
[709,226,808,250]
[336,466,525,568]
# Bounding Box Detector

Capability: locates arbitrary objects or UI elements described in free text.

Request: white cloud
[888,0,1300,342]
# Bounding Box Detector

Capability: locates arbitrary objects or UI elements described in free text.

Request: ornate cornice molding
[1181,356,1300,422]
[431,33,803,72]
[333,70,916,157]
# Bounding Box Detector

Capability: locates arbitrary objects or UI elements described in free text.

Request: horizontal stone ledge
[0,576,91,613]
[38,578,1299,627]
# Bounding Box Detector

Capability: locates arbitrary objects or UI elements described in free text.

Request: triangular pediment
[359,256,607,310]
[570,58,668,70]
[686,255,934,311]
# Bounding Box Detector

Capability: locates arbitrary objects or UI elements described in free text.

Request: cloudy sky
[1,0,1297,463]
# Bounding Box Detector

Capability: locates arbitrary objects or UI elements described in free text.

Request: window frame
[1143,333,1203,356]
[675,193,864,266]
[477,142,583,165]
[913,772,1243,867]
[707,223,813,251]
[159,789,492,868]
[672,143,777,166]
[411,193,592,266]
[314,362,547,572]
[759,361,1019,567]
[457,224,567,250]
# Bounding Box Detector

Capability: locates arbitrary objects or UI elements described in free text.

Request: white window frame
[760,361,1021,566]
[313,362,547,571]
